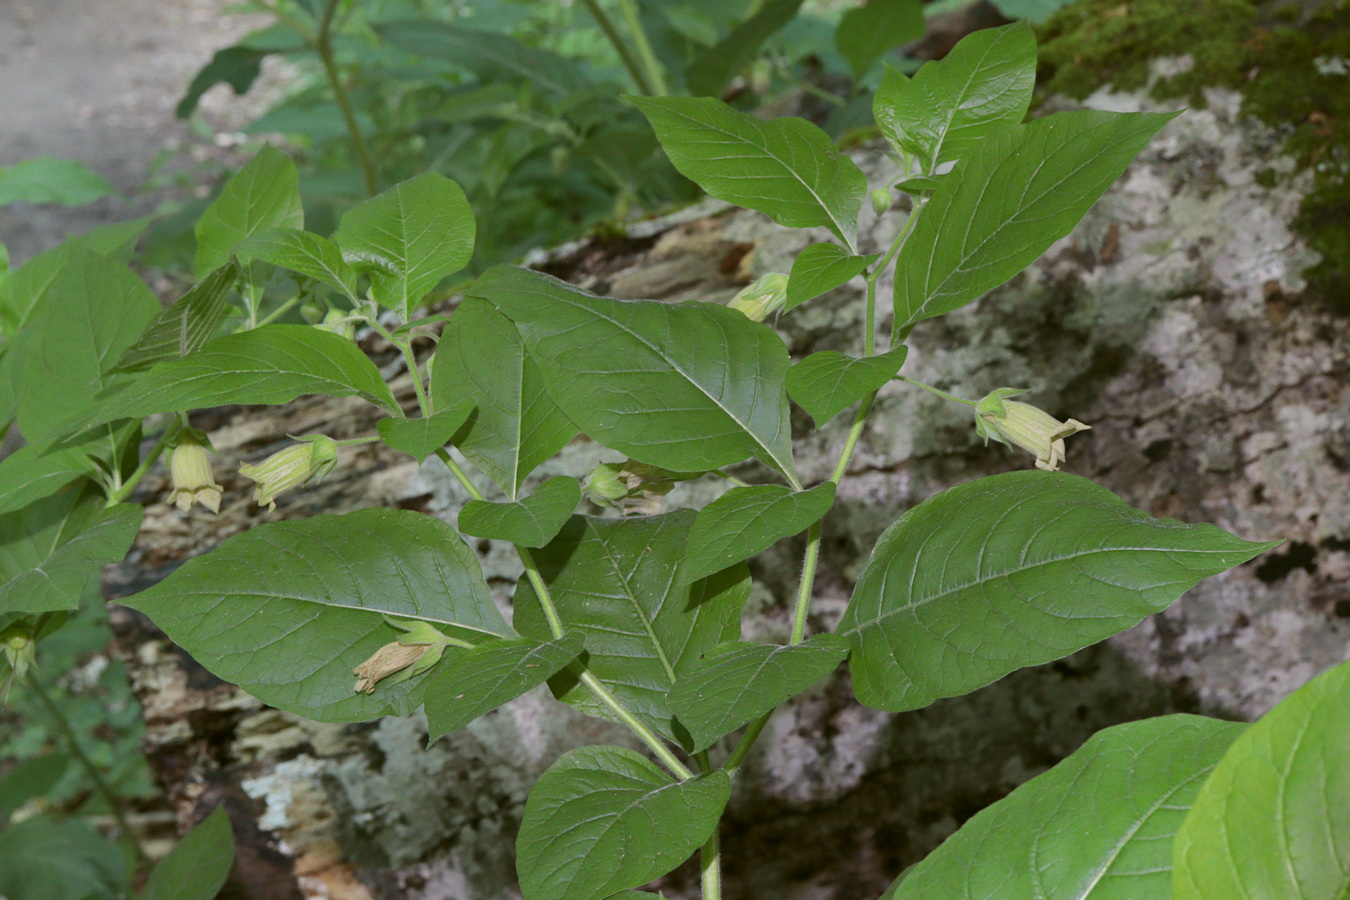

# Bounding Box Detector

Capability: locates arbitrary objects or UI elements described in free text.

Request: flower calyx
[352,619,456,694]
[239,434,339,512]
[975,388,1091,472]
[728,273,789,322]
[167,428,223,514]
[583,459,700,516]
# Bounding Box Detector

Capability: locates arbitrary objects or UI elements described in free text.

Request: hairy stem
[316,0,378,196]
[578,0,655,95]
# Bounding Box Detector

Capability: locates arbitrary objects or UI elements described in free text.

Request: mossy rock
[1037,0,1350,310]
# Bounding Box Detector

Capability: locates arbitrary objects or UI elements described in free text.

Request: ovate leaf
[785,243,877,311]
[0,755,69,823]
[0,158,116,207]
[112,260,240,372]
[334,173,475,318]
[123,509,511,722]
[873,22,1036,169]
[787,344,908,426]
[143,806,235,900]
[0,437,98,517]
[378,21,590,98]
[516,745,730,900]
[895,109,1177,327]
[236,228,358,298]
[892,715,1246,899]
[686,0,805,97]
[177,44,270,118]
[1174,659,1350,899]
[841,471,1278,712]
[669,635,848,752]
[377,401,476,464]
[195,145,302,275]
[513,511,749,744]
[683,482,836,584]
[0,816,127,900]
[430,297,575,498]
[423,634,584,742]
[835,0,924,81]
[0,492,142,615]
[458,476,581,548]
[632,96,867,251]
[469,265,797,482]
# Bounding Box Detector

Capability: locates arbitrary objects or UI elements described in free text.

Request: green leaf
[17,248,159,443]
[840,471,1278,712]
[430,297,575,499]
[0,491,141,616]
[669,635,848,752]
[123,508,510,722]
[143,806,235,900]
[990,0,1074,23]
[334,173,475,318]
[1174,659,1350,899]
[785,243,877,312]
[236,227,358,297]
[892,715,1246,899]
[469,265,797,482]
[787,344,908,426]
[378,21,590,98]
[67,324,399,435]
[195,145,303,276]
[0,158,115,207]
[112,260,240,373]
[0,437,97,517]
[835,0,924,81]
[458,476,581,548]
[377,402,475,464]
[177,44,270,118]
[895,109,1178,328]
[683,482,836,584]
[423,634,584,742]
[0,754,68,823]
[686,0,805,97]
[514,511,750,744]
[631,96,868,251]
[516,745,730,900]
[0,815,127,900]
[873,22,1036,170]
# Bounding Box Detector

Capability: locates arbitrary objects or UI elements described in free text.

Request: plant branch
[615,0,669,95]
[315,0,378,196]
[578,0,655,95]
[892,374,977,407]
[105,415,185,507]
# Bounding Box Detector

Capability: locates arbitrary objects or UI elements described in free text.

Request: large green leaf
[0,158,116,207]
[513,511,750,744]
[112,260,240,373]
[686,0,804,97]
[785,243,877,312]
[423,634,584,742]
[631,96,867,251]
[0,815,127,900]
[892,715,1246,899]
[123,509,510,722]
[458,476,580,548]
[0,436,97,517]
[835,0,924,81]
[378,21,590,97]
[683,482,836,584]
[1174,659,1350,899]
[840,472,1277,712]
[516,745,730,900]
[873,22,1036,170]
[468,265,797,482]
[787,344,908,426]
[143,806,235,900]
[0,491,141,615]
[235,227,358,298]
[17,248,159,443]
[334,173,474,318]
[430,297,576,498]
[0,754,69,824]
[668,635,848,752]
[195,145,303,275]
[894,109,1177,328]
[67,324,398,434]
[376,401,475,464]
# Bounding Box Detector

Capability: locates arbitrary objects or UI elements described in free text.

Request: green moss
[1037,0,1350,310]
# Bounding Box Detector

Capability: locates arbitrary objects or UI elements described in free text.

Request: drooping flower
[239,435,339,511]
[975,388,1091,472]
[352,620,454,694]
[728,273,789,322]
[167,429,223,514]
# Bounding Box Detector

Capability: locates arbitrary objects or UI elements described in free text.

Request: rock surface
[102,82,1348,900]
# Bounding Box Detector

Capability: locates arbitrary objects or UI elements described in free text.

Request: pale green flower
[728,273,789,322]
[167,429,223,514]
[975,388,1091,472]
[239,435,339,511]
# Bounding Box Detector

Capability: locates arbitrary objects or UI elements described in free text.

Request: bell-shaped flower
[167,429,223,514]
[975,388,1091,472]
[239,435,339,511]
[352,620,454,694]
[728,273,789,322]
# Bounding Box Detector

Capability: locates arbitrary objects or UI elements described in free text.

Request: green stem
[700,816,722,900]
[789,522,822,646]
[892,374,977,407]
[578,0,655,95]
[105,416,184,507]
[27,674,146,864]
[316,0,378,197]
[255,294,302,328]
[615,0,669,95]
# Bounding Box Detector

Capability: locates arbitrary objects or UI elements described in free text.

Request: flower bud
[167,429,223,514]
[1,621,36,700]
[975,388,1091,472]
[582,460,697,516]
[315,308,356,341]
[728,273,789,322]
[300,299,326,324]
[870,187,894,216]
[239,435,339,511]
[583,462,630,507]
